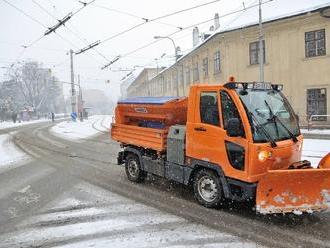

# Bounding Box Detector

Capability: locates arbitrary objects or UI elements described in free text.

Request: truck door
[188,90,225,164]
[187,89,248,181]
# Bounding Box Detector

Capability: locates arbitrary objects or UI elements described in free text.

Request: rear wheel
[125,154,145,183]
[193,169,223,208]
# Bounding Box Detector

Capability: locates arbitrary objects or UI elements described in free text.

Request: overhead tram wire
[98,0,228,69]
[76,0,224,59]
[2,0,52,67]
[103,0,273,69]
[31,0,110,64]
[2,0,98,68]
[2,0,47,28]
[99,0,222,46]
[93,4,183,30]
[32,0,110,62]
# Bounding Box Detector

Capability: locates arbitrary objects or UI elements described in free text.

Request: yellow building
[127,5,330,125]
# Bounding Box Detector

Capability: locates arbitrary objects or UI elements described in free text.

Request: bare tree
[2,61,65,116]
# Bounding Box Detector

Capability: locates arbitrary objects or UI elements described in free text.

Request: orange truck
[111,79,330,215]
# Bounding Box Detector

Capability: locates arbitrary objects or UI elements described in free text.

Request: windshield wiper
[249,111,277,147]
[264,100,298,143]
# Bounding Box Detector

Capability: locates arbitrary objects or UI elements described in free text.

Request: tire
[125,154,145,183]
[193,169,223,208]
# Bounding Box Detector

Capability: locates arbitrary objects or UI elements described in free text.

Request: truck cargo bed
[111,123,168,152]
[111,97,187,152]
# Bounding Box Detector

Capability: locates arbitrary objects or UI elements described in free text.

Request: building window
[249,40,265,65]
[307,88,327,120]
[200,91,219,126]
[185,67,190,86]
[193,63,199,82]
[202,57,208,77]
[214,51,220,73]
[305,29,326,58]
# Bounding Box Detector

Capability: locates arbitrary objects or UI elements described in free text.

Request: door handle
[194,127,207,132]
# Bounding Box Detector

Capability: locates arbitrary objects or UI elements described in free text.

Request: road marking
[0,182,258,248]
[17,185,31,193]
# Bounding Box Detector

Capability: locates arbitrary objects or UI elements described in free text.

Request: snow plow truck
[111,78,330,214]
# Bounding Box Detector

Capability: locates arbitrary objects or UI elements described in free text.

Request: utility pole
[78,74,83,122]
[69,49,76,113]
[258,0,264,82]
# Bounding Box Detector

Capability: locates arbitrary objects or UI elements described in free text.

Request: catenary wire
[99,0,223,45]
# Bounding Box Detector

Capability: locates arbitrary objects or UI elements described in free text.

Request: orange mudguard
[256,169,330,214]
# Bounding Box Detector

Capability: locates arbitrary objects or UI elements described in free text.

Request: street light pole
[154,36,178,61]
[154,36,179,96]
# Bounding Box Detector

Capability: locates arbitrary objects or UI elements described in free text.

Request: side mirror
[227,118,242,137]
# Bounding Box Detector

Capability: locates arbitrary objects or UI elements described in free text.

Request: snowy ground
[0,118,50,130]
[50,115,112,141]
[0,133,30,173]
[0,116,69,130]
[302,139,330,166]
[0,182,259,248]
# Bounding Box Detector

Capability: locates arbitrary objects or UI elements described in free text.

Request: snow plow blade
[256,169,330,214]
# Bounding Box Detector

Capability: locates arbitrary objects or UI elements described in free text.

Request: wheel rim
[128,159,139,178]
[197,175,218,202]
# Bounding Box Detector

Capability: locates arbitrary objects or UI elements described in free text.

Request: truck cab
[186,82,302,184]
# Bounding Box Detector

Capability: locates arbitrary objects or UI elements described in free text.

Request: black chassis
[117,146,256,202]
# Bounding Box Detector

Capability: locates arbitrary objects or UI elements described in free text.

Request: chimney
[214,13,220,30]
[193,26,199,47]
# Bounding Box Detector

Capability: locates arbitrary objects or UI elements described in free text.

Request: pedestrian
[51,112,55,122]
[11,112,17,123]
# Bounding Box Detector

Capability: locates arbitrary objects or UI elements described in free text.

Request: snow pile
[302,139,330,166]
[0,119,49,130]
[0,134,29,171]
[50,115,112,141]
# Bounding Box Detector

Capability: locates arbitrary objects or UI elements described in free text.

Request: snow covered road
[0,118,330,247]
[0,182,258,248]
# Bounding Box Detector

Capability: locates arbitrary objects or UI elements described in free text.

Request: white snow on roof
[149,1,330,79]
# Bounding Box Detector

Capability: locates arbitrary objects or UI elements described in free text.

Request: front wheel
[125,154,146,183]
[193,169,223,208]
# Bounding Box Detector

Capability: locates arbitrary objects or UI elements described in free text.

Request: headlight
[258,151,272,162]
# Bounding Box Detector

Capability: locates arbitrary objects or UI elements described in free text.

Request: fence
[307,114,330,130]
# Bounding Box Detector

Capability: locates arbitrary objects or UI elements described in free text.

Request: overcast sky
[1,0,329,101]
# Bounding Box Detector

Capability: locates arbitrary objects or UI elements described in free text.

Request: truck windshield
[236,89,300,143]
